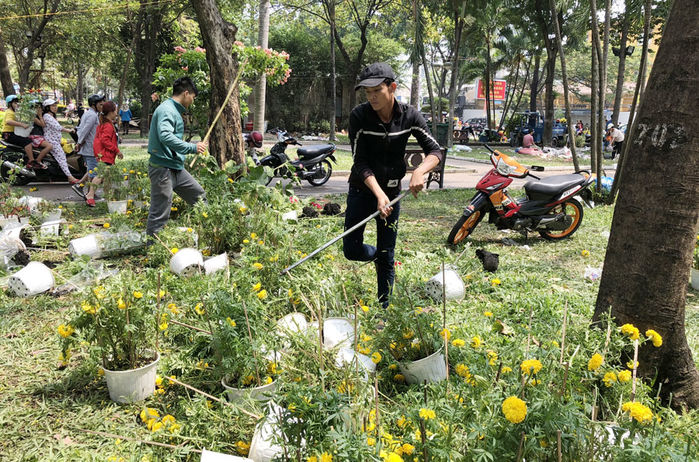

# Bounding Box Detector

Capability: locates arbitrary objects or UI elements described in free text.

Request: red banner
[477,79,507,100]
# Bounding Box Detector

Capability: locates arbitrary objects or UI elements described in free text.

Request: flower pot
[691,268,699,291]
[276,312,308,338]
[18,196,43,212]
[68,234,102,258]
[204,253,229,275]
[0,235,27,269]
[107,200,128,214]
[200,449,253,462]
[33,209,62,223]
[222,377,278,402]
[249,402,286,462]
[322,317,355,349]
[335,347,375,380]
[103,351,160,404]
[425,267,465,301]
[281,210,298,221]
[39,220,63,237]
[399,348,447,384]
[7,261,54,297]
[169,248,204,276]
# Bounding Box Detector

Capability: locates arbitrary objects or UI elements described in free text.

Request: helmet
[521,128,530,135]
[248,131,263,148]
[607,123,614,130]
[42,98,57,107]
[5,95,18,105]
[88,94,105,108]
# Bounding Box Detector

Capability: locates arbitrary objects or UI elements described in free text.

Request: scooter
[447,145,594,244]
[254,129,336,187]
[0,131,86,186]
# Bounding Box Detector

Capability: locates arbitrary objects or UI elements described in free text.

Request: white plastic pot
[335,347,376,380]
[68,234,101,258]
[425,267,465,301]
[103,351,160,404]
[39,220,63,237]
[276,312,308,338]
[222,377,278,402]
[691,268,699,291]
[248,402,287,462]
[322,317,355,349]
[169,248,204,276]
[18,196,43,212]
[281,210,298,221]
[0,215,28,229]
[36,209,62,223]
[0,235,27,269]
[7,261,55,297]
[204,253,229,275]
[200,449,253,462]
[107,200,128,214]
[399,348,447,384]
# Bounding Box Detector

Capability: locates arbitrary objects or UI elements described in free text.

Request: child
[85,101,122,207]
[41,99,80,184]
[2,95,39,168]
[28,102,52,169]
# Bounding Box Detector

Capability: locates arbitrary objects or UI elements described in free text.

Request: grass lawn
[1,158,696,461]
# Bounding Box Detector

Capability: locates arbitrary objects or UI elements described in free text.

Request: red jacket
[93,122,119,164]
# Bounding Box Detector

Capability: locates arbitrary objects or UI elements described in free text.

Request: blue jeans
[343,187,400,308]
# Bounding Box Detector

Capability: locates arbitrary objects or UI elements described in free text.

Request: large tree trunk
[135,0,163,136]
[611,4,630,126]
[593,0,699,411]
[447,12,464,148]
[253,0,271,133]
[590,1,599,187]
[117,13,139,112]
[191,0,244,167]
[529,53,540,114]
[410,60,420,108]
[421,46,437,134]
[15,0,59,91]
[0,34,14,97]
[542,53,556,145]
[329,0,337,140]
[484,31,493,130]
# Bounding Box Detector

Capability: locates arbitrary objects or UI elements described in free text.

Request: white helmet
[607,123,614,130]
[42,98,57,107]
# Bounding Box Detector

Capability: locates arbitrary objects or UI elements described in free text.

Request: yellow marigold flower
[140,408,160,423]
[618,370,632,383]
[382,453,403,462]
[226,317,236,327]
[393,373,405,382]
[250,232,258,239]
[235,441,250,455]
[588,353,604,371]
[470,336,483,349]
[400,443,415,455]
[502,396,527,424]
[440,328,451,340]
[371,352,382,364]
[253,262,263,270]
[239,206,248,213]
[170,207,178,212]
[170,247,179,254]
[82,302,97,314]
[57,324,74,338]
[227,177,234,183]
[320,453,332,462]
[367,437,376,446]
[159,321,168,331]
[103,223,110,229]
[620,323,640,340]
[451,338,465,347]
[167,303,179,315]
[520,359,542,375]
[396,415,408,428]
[133,291,143,299]
[622,401,653,424]
[194,303,205,315]
[117,298,126,310]
[252,282,262,292]
[403,329,414,339]
[419,408,436,420]
[581,249,590,257]
[307,457,318,462]
[243,239,250,244]
[361,305,369,313]
[161,415,176,426]
[603,371,617,387]
[645,329,662,347]
[501,366,512,374]
[483,311,493,317]
[627,360,639,370]
[487,350,498,366]
[202,212,208,218]
[387,363,397,370]
[491,278,501,286]
[455,363,471,378]
[264,376,273,384]
[257,289,268,300]
[158,289,166,298]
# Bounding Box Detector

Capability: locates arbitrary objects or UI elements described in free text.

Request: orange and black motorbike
[447,145,594,245]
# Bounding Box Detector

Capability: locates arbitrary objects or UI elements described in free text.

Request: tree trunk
[77,65,85,103]
[484,32,493,130]
[329,0,337,140]
[542,53,556,145]
[591,0,605,181]
[410,59,420,108]
[253,0,271,133]
[0,34,14,97]
[447,12,464,148]
[590,3,599,187]
[529,53,540,113]
[593,0,699,411]
[135,0,163,137]
[117,16,138,112]
[191,0,244,167]
[421,47,437,134]
[549,0,580,172]
[611,4,630,126]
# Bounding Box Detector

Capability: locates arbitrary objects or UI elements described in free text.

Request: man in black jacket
[344,62,443,308]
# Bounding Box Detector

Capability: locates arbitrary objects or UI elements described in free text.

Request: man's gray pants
[146,165,206,236]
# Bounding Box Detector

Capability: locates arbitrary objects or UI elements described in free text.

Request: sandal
[69,178,81,185]
[85,198,96,207]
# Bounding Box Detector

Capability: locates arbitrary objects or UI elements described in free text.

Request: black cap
[354,62,396,91]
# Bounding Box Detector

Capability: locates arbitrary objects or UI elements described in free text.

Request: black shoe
[71,183,86,199]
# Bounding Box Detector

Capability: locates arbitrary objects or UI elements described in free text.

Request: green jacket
[148,98,197,170]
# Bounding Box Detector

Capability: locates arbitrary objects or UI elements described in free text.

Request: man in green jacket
[147,77,208,236]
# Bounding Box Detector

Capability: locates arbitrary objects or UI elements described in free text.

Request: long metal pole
[281,191,409,275]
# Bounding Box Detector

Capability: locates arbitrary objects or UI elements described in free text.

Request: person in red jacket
[85,100,122,206]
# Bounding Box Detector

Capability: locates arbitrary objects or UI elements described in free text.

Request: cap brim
[354,78,387,91]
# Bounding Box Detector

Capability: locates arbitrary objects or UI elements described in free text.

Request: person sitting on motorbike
[2,95,40,168]
[42,99,80,184]
[27,101,52,169]
[245,130,263,164]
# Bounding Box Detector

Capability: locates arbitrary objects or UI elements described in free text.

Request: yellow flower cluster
[645,329,662,347]
[235,440,250,455]
[470,336,483,348]
[440,328,451,340]
[306,452,332,462]
[139,408,181,433]
[491,278,501,287]
[57,324,74,338]
[483,311,493,317]
[451,338,465,347]
[620,323,640,340]
[618,370,632,383]
[487,350,498,366]
[154,374,174,395]
[253,262,263,270]
[419,408,435,420]
[194,303,205,315]
[455,363,476,386]
[371,352,382,364]
[603,371,617,387]
[82,301,97,315]
[502,396,527,423]
[588,353,604,371]
[520,359,542,375]
[622,401,653,424]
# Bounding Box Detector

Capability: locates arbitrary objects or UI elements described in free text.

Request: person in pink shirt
[522,129,535,148]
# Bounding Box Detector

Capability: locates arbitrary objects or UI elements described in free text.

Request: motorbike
[447,144,594,245]
[0,131,86,186]
[252,129,336,187]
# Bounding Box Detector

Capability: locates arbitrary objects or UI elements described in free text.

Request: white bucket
[103,351,160,403]
[249,402,287,462]
[68,234,101,258]
[399,348,447,384]
[323,317,355,349]
[39,220,62,237]
[276,312,308,338]
[0,235,27,269]
[169,248,204,276]
[7,261,54,297]
[107,200,128,214]
[18,196,43,212]
[281,210,298,221]
[200,449,253,462]
[0,215,26,229]
[36,209,62,223]
[691,268,699,291]
[204,253,229,275]
[425,267,465,301]
[335,347,376,380]
[222,377,278,402]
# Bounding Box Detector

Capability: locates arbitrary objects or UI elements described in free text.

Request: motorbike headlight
[496,158,515,176]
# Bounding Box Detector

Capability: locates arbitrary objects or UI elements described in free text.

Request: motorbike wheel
[307,160,332,186]
[538,199,584,240]
[0,162,32,186]
[447,207,485,245]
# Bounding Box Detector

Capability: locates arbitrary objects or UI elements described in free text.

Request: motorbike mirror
[530,165,545,171]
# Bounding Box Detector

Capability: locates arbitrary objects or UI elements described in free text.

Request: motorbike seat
[291,154,326,167]
[296,144,334,158]
[524,174,584,196]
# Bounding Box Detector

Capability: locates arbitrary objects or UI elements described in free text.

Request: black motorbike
[0,131,86,186]
[253,129,336,187]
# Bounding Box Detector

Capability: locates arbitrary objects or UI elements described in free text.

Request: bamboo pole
[242,300,262,387]
[78,428,202,454]
[169,319,212,335]
[165,376,261,419]
[559,301,568,364]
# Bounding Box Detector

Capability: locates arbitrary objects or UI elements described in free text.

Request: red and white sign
[477,79,507,100]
